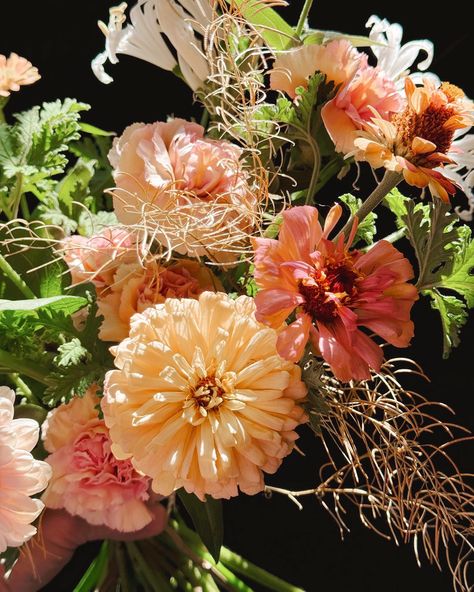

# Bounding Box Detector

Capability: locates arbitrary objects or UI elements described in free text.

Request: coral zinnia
[0,387,51,552]
[42,388,153,532]
[353,78,474,202]
[102,292,307,500]
[252,205,418,382]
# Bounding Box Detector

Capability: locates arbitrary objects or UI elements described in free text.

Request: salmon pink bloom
[0,53,40,97]
[98,258,221,341]
[42,388,153,532]
[252,206,418,382]
[269,39,361,100]
[353,79,474,202]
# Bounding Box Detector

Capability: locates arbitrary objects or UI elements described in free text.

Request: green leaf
[57,158,96,216]
[438,226,474,307]
[79,122,115,137]
[231,0,295,50]
[428,291,468,358]
[0,295,87,315]
[55,337,91,367]
[338,193,377,246]
[178,489,224,562]
[305,29,386,48]
[384,188,409,228]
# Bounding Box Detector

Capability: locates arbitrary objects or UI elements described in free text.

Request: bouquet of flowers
[0,1,473,590]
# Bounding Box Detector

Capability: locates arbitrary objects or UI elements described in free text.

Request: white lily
[92,0,212,91]
[366,15,438,88]
[444,131,474,221]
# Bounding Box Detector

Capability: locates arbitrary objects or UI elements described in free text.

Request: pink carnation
[0,386,51,552]
[109,118,258,262]
[322,64,403,154]
[252,206,418,382]
[42,388,152,532]
[61,227,137,295]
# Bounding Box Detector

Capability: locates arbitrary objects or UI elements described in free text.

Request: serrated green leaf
[55,337,91,367]
[57,158,96,216]
[338,193,377,246]
[178,489,224,562]
[231,0,295,50]
[438,226,474,307]
[428,290,468,358]
[384,188,409,228]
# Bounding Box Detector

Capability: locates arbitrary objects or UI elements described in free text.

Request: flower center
[393,105,456,161]
[299,262,359,323]
[192,376,225,411]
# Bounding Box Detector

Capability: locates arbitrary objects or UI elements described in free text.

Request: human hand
[0,504,167,592]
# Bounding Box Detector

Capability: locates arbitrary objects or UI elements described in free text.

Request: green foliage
[55,337,91,368]
[178,489,224,563]
[231,0,295,50]
[386,192,474,358]
[338,193,377,246]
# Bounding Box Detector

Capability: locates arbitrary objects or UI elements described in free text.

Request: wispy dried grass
[267,356,474,591]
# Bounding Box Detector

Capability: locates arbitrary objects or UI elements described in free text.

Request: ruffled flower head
[98,258,221,341]
[354,78,474,202]
[0,386,51,552]
[0,53,40,97]
[42,388,153,532]
[102,292,307,500]
[252,206,418,382]
[109,118,259,263]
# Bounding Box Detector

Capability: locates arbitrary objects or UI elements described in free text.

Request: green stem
[8,173,24,220]
[127,542,174,592]
[337,170,402,240]
[220,547,305,592]
[7,373,41,405]
[200,107,210,130]
[0,108,5,124]
[295,0,314,38]
[20,194,30,219]
[0,253,36,298]
[115,543,133,592]
[0,349,50,385]
[305,135,321,205]
[381,227,406,245]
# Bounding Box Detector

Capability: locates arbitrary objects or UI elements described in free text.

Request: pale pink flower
[322,64,403,154]
[98,258,221,341]
[61,227,137,296]
[0,386,51,552]
[109,118,258,262]
[0,53,41,97]
[42,388,153,532]
[252,206,418,382]
[102,292,307,500]
[269,39,361,100]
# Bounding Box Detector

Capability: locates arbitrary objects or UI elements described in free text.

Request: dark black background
[1,2,473,591]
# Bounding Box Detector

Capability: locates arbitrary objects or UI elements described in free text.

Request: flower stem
[380,227,406,245]
[295,0,315,38]
[220,547,305,592]
[337,170,402,240]
[0,349,50,385]
[0,252,36,299]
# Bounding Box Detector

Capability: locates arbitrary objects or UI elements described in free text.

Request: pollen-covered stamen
[393,105,456,161]
[299,262,360,323]
[192,377,225,411]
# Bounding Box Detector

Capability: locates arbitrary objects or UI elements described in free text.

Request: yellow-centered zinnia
[102,292,307,500]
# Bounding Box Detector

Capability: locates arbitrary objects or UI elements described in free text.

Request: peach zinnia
[0,53,40,97]
[102,292,307,500]
[252,206,418,382]
[0,386,51,552]
[42,388,153,533]
[353,78,474,202]
[98,258,221,341]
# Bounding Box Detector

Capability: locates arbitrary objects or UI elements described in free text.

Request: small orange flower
[354,78,474,202]
[0,53,40,97]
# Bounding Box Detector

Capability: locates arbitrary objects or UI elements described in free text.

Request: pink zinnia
[252,206,418,381]
[42,388,153,532]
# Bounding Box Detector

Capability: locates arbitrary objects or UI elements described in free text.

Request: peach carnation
[0,53,40,97]
[108,118,258,263]
[42,388,153,532]
[353,78,474,202]
[0,386,51,552]
[61,227,137,295]
[252,205,418,382]
[98,258,221,342]
[269,39,361,100]
[102,292,307,500]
